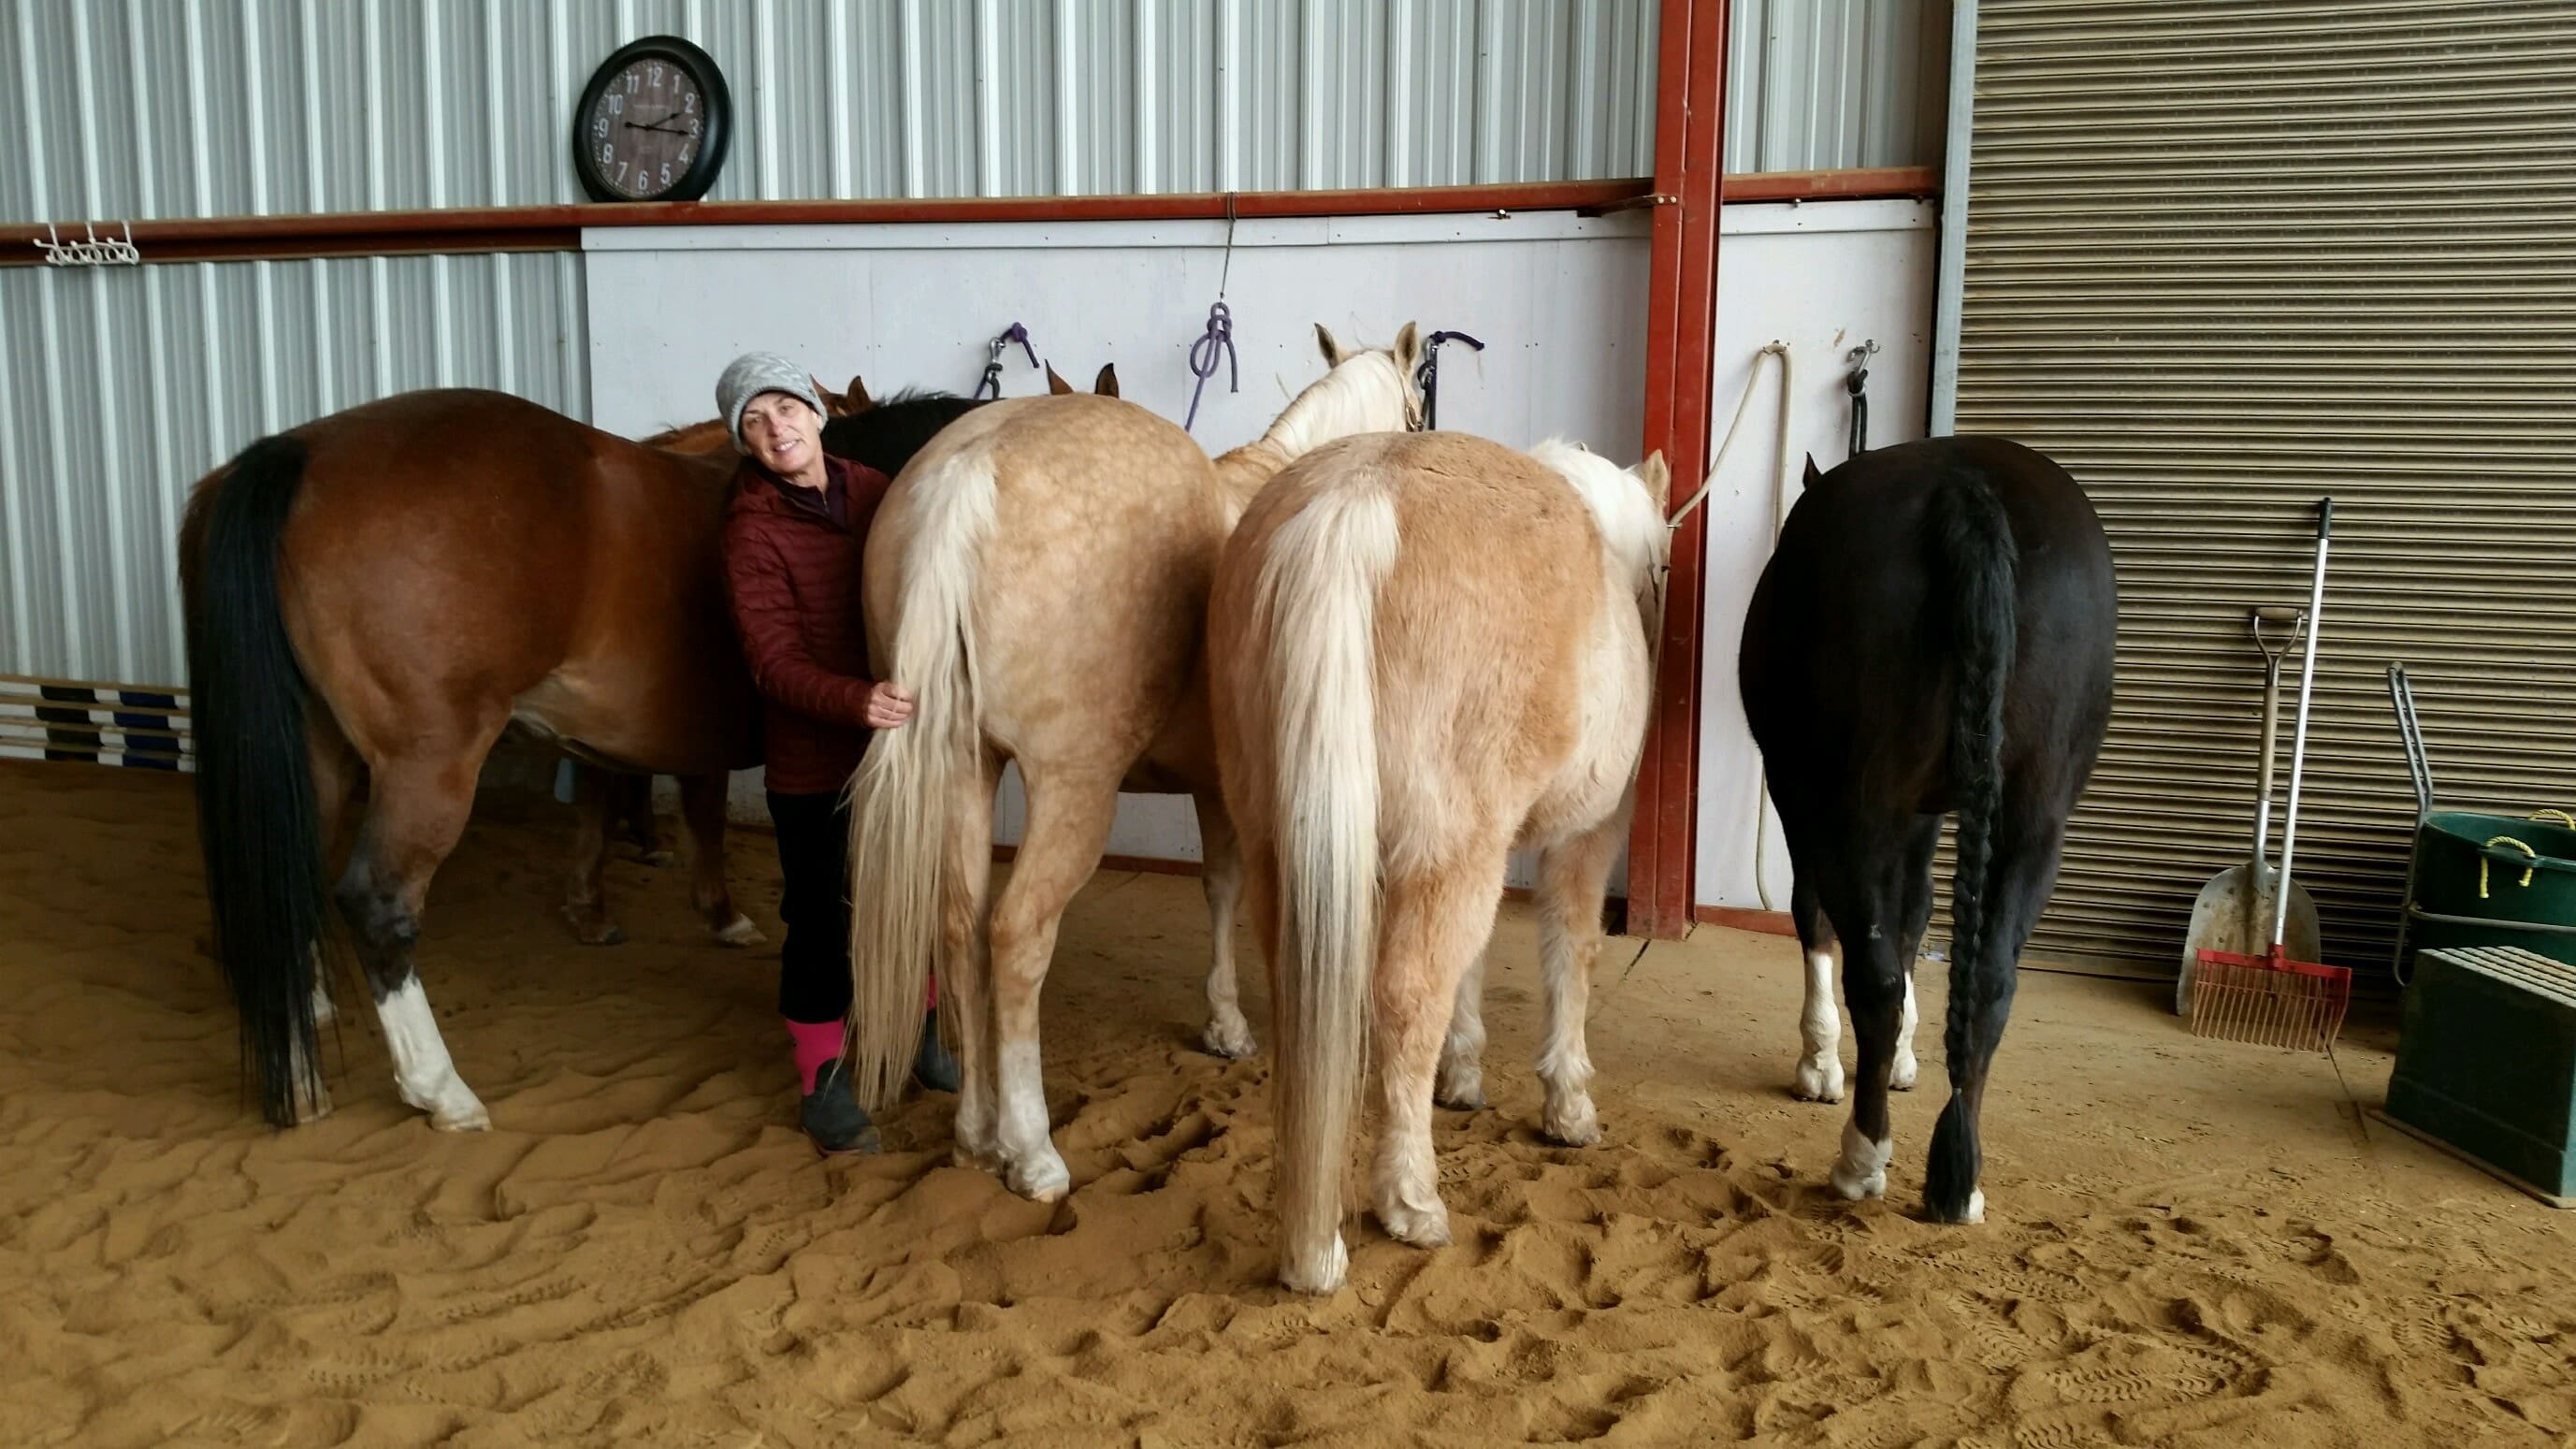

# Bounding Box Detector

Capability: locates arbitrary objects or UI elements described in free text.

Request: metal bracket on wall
[1576,192,1680,217]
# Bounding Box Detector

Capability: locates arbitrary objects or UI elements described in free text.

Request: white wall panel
[1692,198,1940,912]
[586,211,1651,873]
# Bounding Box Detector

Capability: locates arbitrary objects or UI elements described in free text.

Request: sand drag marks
[0,762,2572,1446]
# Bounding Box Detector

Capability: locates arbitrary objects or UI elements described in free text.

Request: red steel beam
[0,180,1653,268]
[0,170,1940,269]
[1627,0,1729,940]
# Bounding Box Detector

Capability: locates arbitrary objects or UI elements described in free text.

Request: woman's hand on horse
[865,683,916,730]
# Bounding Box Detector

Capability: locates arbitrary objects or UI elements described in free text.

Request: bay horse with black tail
[1738,436,2115,1224]
[181,382,993,1132]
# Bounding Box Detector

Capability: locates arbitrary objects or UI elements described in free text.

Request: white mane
[1262,352,1417,461]
[1528,438,1671,602]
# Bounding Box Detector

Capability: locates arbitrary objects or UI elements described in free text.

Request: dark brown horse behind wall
[182,387,762,1130]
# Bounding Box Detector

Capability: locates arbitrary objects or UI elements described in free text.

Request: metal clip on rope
[972,322,1039,401]
[1845,339,1878,458]
[1412,329,1486,431]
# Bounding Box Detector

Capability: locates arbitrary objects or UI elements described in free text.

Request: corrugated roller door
[1953,0,2576,977]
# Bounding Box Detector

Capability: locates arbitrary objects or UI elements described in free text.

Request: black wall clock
[573,36,731,203]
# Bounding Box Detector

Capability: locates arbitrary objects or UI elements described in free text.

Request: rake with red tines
[2188,498,2353,1054]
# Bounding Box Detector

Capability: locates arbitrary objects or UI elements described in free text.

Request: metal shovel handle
[2273,498,2331,952]
[2248,605,2307,865]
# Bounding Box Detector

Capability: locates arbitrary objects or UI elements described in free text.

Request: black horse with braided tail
[1738,436,2116,1224]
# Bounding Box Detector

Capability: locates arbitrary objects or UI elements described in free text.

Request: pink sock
[786,1019,845,1096]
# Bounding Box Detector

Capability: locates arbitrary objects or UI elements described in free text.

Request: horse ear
[1046,364,1073,396]
[811,374,838,410]
[1094,363,1119,398]
[1802,453,1822,487]
[846,375,873,413]
[1392,321,1423,377]
[1314,323,1346,367]
[1637,451,1672,512]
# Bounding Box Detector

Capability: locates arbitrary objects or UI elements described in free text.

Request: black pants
[767,790,855,1025]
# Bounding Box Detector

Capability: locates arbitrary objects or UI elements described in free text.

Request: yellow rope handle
[2481,835,2540,899]
[2533,809,2576,831]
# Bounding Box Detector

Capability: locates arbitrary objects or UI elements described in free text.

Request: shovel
[2176,601,2324,1014]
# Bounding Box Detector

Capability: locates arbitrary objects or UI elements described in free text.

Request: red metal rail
[1625,0,1729,940]
[0,169,1932,268]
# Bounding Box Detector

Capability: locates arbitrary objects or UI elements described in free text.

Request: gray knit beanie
[714,352,825,452]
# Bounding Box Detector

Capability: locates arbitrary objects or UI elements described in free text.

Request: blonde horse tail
[1259,483,1401,1295]
[844,450,998,1112]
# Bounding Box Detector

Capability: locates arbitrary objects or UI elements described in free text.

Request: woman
[716,352,959,1154]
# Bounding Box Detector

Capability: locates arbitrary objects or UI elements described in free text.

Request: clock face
[581,54,709,200]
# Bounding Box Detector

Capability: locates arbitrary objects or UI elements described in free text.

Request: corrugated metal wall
[1950,0,2576,979]
[3,0,1942,228]
[1725,0,1950,174]
[0,0,1943,701]
[0,253,587,688]
[1,0,1673,222]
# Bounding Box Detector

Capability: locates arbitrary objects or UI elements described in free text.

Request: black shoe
[800,1058,880,1155]
[912,1010,962,1094]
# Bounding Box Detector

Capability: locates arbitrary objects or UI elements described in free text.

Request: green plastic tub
[2401,810,2576,974]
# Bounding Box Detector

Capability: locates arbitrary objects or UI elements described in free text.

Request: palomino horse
[1739,438,2115,1224]
[842,324,1425,1202]
[182,388,774,1129]
[1209,432,1670,1295]
[557,383,980,946]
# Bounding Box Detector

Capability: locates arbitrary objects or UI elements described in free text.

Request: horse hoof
[1200,1018,1258,1060]
[1435,1064,1485,1111]
[1541,1097,1600,1147]
[1279,1237,1349,1297]
[642,848,680,868]
[1830,1123,1891,1201]
[1006,1152,1070,1203]
[432,1103,492,1133]
[714,915,766,948]
[1376,1197,1452,1249]
[1793,1057,1845,1104]
[1889,1052,1920,1092]
[1435,1088,1487,1113]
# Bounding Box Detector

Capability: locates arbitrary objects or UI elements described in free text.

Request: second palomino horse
[842,324,1425,1202]
[1739,438,2115,1225]
[1209,432,1670,1295]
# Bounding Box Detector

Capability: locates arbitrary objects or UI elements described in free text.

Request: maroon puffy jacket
[719,454,895,794]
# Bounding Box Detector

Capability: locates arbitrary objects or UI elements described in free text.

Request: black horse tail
[1924,466,2018,1220]
[182,434,330,1128]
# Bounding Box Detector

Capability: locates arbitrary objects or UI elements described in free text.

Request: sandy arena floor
[1,760,2570,1448]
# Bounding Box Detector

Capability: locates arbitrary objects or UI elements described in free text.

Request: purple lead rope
[972,322,1039,400]
[1184,300,1237,431]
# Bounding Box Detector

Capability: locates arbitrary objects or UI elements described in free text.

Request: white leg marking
[1200,935,1257,1061]
[1962,1189,1986,1224]
[1794,949,1846,1103]
[1372,1078,1451,1249]
[1435,950,1488,1110]
[714,913,765,947]
[1830,1117,1892,1201]
[375,978,489,1132]
[1281,1233,1350,1297]
[1536,921,1599,1146]
[309,978,337,1026]
[1889,971,1921,1092]
[994,1039,1067,1201]
[287,1029,333,1123]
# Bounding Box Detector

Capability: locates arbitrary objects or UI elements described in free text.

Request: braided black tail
[1923,467,2017,1220]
